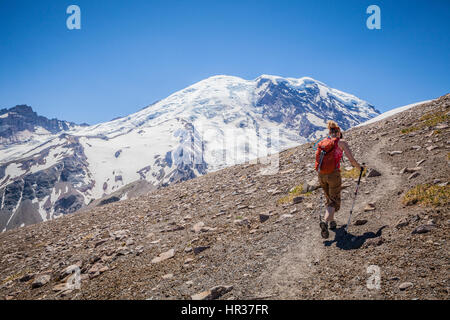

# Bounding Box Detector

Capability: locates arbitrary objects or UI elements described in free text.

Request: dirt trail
[359,137,402,207]
[255,136,402,299]
[254,220,324,299]
[338,136,402,225]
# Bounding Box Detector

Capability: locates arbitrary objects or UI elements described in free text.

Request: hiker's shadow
[323,225,386,250]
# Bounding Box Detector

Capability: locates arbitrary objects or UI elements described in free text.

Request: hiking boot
[329,220,337,230]
[319,222,329,239]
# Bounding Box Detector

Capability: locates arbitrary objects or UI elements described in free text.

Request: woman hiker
[315,120,362,239]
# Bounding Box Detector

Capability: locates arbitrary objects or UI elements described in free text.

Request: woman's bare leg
[324,206,335,223]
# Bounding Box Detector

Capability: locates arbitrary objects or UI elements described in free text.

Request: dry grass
[1,272,25,285]
[401,126,419,134]
[400,109,449,134]
[340,167,366,179]
[419,110,448,126]
[402,184,450,207]
[82,233,94,241]
[277,184,312,204]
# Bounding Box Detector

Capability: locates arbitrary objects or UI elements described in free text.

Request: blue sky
[0,0,449,124]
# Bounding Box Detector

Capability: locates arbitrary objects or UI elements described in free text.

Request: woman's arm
[338,140,361,170]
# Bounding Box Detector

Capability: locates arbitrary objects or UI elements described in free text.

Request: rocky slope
[0,94,448,300]
[0,75,379,232]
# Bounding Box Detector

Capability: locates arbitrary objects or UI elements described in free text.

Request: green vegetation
[420,110,449,127]
[340,167,367,179]
[277,184,312,205]
[289,185,303,195]
[402,184,450,207]
[401,126,419,134]
[400,108,449,134]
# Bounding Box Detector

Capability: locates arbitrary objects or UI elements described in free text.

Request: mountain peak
[255,74,322,85]
[0,74,380,232]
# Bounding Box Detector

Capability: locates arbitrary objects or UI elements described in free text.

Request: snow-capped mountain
[0,105,88,145]
[0,75,379,231]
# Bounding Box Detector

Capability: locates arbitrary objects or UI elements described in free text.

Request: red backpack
[315,137,340,174]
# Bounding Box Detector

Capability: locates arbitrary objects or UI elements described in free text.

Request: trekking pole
[344,164,365,234]
[317,150,326,222]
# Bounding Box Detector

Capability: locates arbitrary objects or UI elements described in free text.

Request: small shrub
[402,184,450,207]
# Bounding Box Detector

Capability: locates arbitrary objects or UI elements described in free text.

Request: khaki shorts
[318,169,342,211]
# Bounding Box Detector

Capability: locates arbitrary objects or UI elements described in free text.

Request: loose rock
[193,246,210,255]
[364,203,376,212]
[354,219,367,226]
[259,214,270,223]
[292,196,303,204]
[366,168,381,177]
[412,224,436,234]
[31,274,51,289]
[191,285,233,300]
[399,282,413,291]
[151,249,175,263]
